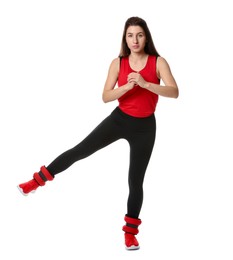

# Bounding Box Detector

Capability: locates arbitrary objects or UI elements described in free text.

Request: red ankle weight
[122,215,142,235]
[122,225,139,235]
[40,166,54,181]
[33,166,54,186]
[124,216,142,226]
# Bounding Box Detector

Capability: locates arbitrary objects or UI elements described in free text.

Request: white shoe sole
[125,245,140,250]
[17,185,36,196]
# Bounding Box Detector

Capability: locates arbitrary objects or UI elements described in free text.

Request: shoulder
[109,57,120,68]
[157,56,169,67]
[156,56,171,78]
[106,57,121,78]
[109,57,121,73]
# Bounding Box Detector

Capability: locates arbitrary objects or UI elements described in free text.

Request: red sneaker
[122,215,142,250]
[17,166,54,196]
[124,233,140,250]
[17,179,39,196]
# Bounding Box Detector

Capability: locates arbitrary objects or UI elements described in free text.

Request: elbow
[174,91,179,99]
[102,96,107,103]
[172,87,179,99]
[102,93,109,103]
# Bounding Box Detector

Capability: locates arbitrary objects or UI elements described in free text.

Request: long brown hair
[119,16,160,58]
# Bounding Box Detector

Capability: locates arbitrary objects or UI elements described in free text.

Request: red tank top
[117,55,160,118]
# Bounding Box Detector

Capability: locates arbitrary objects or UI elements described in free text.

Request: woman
[18,16,179,250]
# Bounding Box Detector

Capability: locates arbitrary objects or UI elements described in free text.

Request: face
[125,25,146,54]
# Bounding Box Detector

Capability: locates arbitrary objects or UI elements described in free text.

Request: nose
[133,35,138,43]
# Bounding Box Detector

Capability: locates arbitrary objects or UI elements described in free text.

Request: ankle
[18,166,54,195]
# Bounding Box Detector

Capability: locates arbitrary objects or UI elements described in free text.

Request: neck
[129,52,147,61]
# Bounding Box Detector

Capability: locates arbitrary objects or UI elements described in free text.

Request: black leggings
[47,107,156,218]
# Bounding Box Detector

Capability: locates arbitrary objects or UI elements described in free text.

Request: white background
[0,0,232,259]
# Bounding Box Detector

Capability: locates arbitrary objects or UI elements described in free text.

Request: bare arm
[128,57,179,98]
[102,58,135,103]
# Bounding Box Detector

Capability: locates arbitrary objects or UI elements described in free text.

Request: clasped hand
[127,72,147,88]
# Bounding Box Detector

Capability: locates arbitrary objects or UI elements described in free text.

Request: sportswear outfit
[18,55,160,250]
